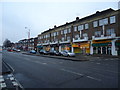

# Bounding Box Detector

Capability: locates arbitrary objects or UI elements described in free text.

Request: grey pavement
[0,53,23,89]
[2,51,120,88]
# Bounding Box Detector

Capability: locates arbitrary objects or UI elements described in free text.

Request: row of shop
[37,39,120,56]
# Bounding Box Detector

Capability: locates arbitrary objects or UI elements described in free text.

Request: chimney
[54,25,57,28]
[76,17,79,20]
[96,11,100,14]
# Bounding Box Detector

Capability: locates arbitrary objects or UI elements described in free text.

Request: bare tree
[3,39,12,48]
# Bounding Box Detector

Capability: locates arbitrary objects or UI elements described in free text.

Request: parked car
[29,50,36,54]
[54,51,61,56]
[16,49,21,52]
[39,50,49,55]
[49,50,57,55]
[60,50,75,57]
[7,49,13,52]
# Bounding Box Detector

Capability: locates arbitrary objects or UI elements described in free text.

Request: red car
[7,49,13,52]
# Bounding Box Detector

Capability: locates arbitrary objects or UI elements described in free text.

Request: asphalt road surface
[2,51,120,88]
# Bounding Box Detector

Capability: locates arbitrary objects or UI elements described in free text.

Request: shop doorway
[102,47,106,54]
[98,47,101,54]
[107,47,111,55]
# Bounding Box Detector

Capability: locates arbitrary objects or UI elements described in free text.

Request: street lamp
[25,27,31,51]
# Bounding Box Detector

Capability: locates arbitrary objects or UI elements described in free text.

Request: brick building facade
[37,8,120,56]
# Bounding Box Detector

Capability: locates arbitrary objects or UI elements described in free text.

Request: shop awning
[116,42,120,46]
[37,45,43,48]
[92,42,111,47]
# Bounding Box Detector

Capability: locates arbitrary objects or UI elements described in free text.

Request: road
[2,51,120,88]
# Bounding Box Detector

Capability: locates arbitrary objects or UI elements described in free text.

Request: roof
[40,8,115,35]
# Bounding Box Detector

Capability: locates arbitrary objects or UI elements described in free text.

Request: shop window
[110,16,116,24]
[98,47,101,54]
[93,47,97,54]
[102,47,106,54]
[93,21,98,27]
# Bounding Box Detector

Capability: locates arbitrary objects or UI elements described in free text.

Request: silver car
[61,50,75,57]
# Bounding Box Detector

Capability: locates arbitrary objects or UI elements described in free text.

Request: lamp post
[25,27,31,51]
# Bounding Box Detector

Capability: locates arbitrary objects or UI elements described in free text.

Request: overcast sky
[0,0,119,45]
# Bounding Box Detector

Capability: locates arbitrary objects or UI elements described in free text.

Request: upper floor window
[74,26,77,31]
[83,33,88,37]
[106,28,115,36]
[61,30,63,35]
[103,18,108,25]
[57,32,59,35]
[93,21,98,27]
[64,29,67,34]
[99,19,103,26]
[85,24,89,29]
[67,37,70,41]
[62,37,64,41]
[78,25,84,31]
[95,31,101,37]
[99,18,108,26]
[75,34,79,40]
[54,32,56,36]
[110,16,116,24]
[68,28,71,33]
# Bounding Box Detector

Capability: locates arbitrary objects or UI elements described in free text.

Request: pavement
[21,51,120,62]
[21,52,89,61]
[0,58,23,89]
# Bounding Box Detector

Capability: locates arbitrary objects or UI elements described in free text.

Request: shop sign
[92,42,111,47]
[92,40,111,44]
[79,43,90,48]
[72,44,79,47]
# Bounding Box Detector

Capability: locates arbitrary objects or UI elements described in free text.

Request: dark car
[29,50,36,54]
[49,50,57,55]
[54,51,61,56]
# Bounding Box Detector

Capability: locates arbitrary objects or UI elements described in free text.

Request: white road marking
[96,63,101,64]
[61,68,83,76]
[60,68,101,81]
[86,76,101,81]
[42,63,47,65]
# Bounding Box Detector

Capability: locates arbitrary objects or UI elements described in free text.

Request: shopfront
[72,42,90,54]
[115,40,120,55]
[72,43,80,53]
[79,43,90,54]
[61,44,71,52]
[37,45,43,52]
[50,44,59,51]
[92,40,112,55]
